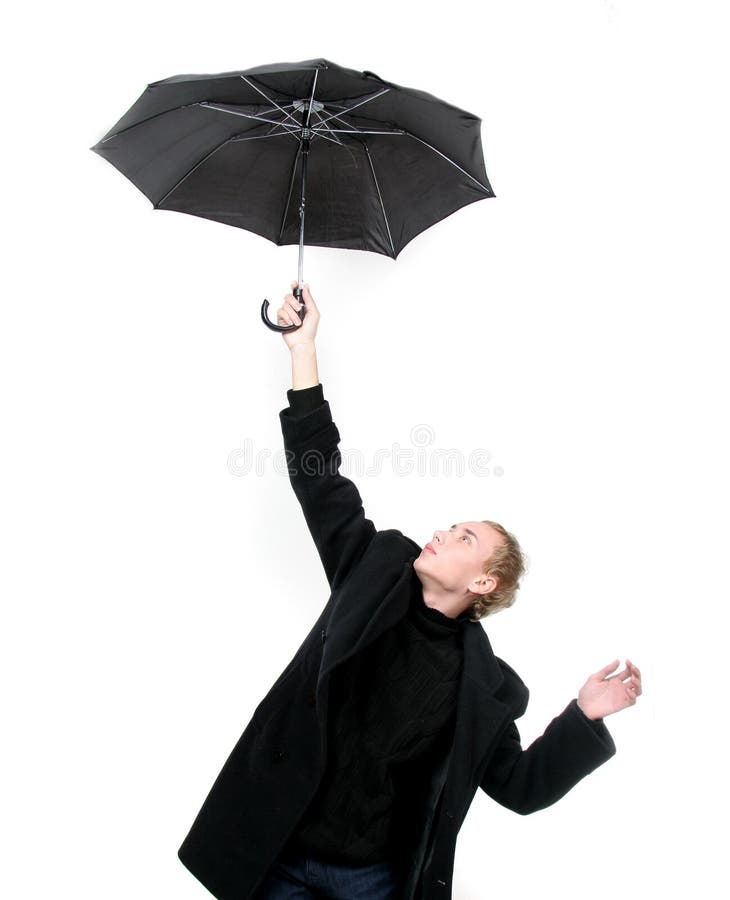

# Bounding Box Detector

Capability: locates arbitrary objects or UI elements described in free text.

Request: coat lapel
[403,614,515,900]
[462,622,506,695]
[448,623,513,771]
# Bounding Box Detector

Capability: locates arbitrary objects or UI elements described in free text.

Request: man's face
[413,521,504,599]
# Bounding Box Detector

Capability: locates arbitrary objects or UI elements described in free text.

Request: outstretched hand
[577,659,642,720]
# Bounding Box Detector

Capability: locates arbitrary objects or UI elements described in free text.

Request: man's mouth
[424,543,436,555]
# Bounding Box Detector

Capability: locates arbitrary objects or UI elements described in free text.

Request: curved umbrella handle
[260,286,306,333]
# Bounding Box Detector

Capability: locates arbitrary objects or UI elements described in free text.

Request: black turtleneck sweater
[286,561,469,864]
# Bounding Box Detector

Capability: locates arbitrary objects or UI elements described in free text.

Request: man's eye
[462,535,469,542]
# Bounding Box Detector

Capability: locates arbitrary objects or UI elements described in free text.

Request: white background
[2,1,728,897]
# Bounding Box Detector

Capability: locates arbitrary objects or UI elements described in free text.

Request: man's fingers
[627,659,641,678]
[286,282,316,311]
[607,665,631,682]
[622,675,641,704]
[287,299,301,325]
[277,297,302,325]
[595,659,620,678]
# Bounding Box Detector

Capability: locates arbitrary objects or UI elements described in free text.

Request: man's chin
[412,555,431,578]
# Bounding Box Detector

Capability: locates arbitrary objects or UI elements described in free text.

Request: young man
[177,284,642,900]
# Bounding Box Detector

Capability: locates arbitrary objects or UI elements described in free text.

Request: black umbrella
[90,58,495,332]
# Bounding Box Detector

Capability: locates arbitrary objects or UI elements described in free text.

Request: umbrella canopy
[90,58,495,330]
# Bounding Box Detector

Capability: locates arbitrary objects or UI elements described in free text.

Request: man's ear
[469,572,497,596]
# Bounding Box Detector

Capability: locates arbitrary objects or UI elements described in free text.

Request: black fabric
[285,570,470,864]
[176,384,618,900]
[90,58,494,260]
[287,383,324,417]
[576,703,607,731]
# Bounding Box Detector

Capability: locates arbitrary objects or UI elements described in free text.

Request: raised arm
[275,283,377,591]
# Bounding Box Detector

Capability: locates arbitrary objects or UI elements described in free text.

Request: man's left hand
[577,659,642,720]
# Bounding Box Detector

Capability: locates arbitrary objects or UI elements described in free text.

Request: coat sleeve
[479,697,617,815]
[279,383,377,591]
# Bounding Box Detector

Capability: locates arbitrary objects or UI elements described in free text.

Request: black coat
[177,393,617,900]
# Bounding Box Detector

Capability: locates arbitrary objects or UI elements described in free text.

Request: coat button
[445,810,454,820]
[272,749,285,763]
[306,690,316,707]
[436,878,447,887]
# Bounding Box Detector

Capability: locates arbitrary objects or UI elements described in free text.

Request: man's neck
[420,585,472,620]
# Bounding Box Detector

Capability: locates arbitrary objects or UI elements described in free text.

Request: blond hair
[467,520,526,621]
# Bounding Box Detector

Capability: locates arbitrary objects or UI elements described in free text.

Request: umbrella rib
[229,131,297,143]
[315,88,390,129]
[322,107,373,129]
[309,129,345,147]
[311,112,361,164]
[309,108,343,146]
[307,106,396,146]
[239,76,302,130]
[313,120,491,192]
[363,142,395,257]
[319,109,360,129]
[96,99,298,145]
[316,108,405,136]
[155,125,295,208]
[315,128,406,135]
[404,133,491,193]
[199,103,301,140]
[257,102,297,120]
[305,70,318,127]
[306,109,347,147]
[96,102,207,143]
[155,137,236,208]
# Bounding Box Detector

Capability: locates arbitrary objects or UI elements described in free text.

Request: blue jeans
[252,845,404,899]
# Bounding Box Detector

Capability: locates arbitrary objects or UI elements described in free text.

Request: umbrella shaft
[298,139,310,291]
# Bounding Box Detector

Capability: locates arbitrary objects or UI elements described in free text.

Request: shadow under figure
[178,284,642,900]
